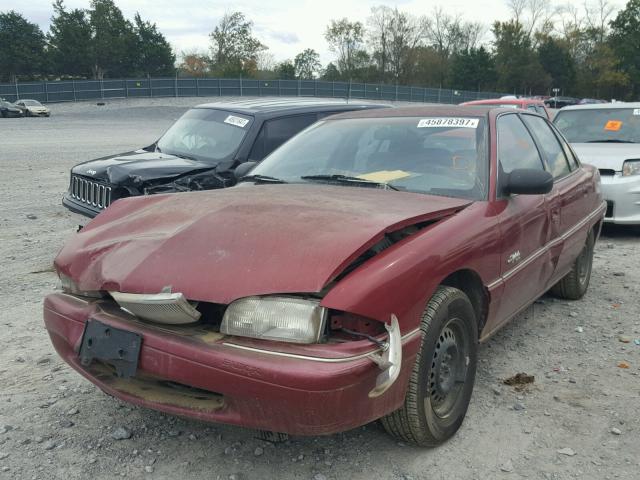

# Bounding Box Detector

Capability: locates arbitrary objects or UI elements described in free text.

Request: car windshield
[251,116,489,200]
[22,100,42,106]
[554,107,640,143]
[156,108,252,162]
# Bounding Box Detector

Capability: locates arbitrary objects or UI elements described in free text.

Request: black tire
[381,286,478,446]
[550,229,594,300]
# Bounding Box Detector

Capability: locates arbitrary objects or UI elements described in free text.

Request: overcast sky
[1,0,604,63]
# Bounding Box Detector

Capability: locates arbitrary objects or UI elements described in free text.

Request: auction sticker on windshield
[634,109,640,116]
[604,120,623,131]
[418,118,479,128]
[224,115,250,128]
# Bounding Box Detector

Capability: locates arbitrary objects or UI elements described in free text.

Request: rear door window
[249,114,317,161]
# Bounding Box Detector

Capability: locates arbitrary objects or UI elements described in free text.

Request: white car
[15,99,50,117]
[554,102,640,224]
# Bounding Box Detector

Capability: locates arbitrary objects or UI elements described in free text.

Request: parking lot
[1,98,639,480]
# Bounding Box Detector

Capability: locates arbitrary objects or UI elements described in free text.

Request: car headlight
[622,159,640,176]
[58,273,103,298]
[221,296,327,344]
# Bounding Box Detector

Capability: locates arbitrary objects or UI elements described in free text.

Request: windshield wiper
[586,139,636,143]
[240,174,287,184]
[300,174,400,191]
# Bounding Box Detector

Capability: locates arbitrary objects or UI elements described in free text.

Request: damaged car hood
[71,150,216,186]
[55,185,471,304]
[571,143,640,171]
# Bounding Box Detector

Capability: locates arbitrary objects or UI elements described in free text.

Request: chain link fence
[0,77,506,105]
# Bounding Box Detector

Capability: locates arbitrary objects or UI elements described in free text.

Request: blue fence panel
[194,78,219,97]
[313,81,330,98]
[151,78,175,97]
[176,78,196,97]
[276,79,296,97]
[218,78,239,96]
[257,80,279,96]
[0,77,508,105]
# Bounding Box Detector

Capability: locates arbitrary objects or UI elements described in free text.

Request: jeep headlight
[622,159,640,176]
[58,273,103,298]
[221,296,327,344]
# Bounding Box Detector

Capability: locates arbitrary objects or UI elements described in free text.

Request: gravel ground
[0,98,639,480]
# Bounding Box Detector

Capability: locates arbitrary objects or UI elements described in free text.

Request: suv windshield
[554,107,640,143]
[251,116,488,200]
[156,109,252,162]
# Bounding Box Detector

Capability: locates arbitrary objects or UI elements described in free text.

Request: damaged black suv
[63,98,388,217]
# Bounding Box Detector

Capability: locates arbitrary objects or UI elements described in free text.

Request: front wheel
[381,286,478,446]
[550,229,594,300]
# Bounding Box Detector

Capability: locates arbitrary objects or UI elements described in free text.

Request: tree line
[2,0,640,99]
[179,0,640,100]
[0,0,174,82]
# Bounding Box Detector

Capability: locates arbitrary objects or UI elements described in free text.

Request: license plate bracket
[79,319,142,378]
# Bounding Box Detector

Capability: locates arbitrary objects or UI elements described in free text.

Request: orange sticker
[604,120,623,131]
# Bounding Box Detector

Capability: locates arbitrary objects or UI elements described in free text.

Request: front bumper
[43,293,418,435]
[1,110,23,117]
[600,173,640,224]
[28,109,50,116]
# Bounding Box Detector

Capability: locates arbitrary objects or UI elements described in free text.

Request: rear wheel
[381,286,478,446]
[550,230,594,300]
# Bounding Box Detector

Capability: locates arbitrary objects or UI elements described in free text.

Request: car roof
[559,102,640,111]
[194,97,389,118]
[462,98,545,106]
[323,105,503,120]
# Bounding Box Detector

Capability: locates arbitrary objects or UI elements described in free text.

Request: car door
[520,114,588,281]
[493,113,554,324]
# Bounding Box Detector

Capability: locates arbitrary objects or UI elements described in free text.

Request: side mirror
[503,168,553,195]
[233,161,258,180]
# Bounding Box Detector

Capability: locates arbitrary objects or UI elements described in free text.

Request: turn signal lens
[58,274,103,298]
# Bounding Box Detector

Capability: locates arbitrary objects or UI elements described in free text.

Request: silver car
[14,99,50,117]
[554,103,640,224]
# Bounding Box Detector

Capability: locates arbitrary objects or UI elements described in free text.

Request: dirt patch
[503,373,535,391]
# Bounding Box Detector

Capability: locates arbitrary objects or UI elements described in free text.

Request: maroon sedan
[44,106,605,446]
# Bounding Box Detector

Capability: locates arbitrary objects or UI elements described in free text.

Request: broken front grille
[70,175,112,209]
